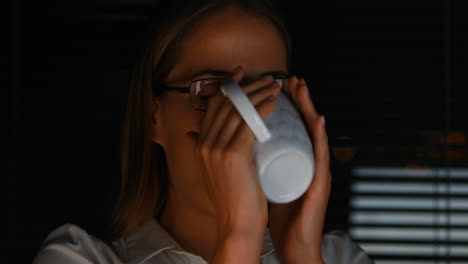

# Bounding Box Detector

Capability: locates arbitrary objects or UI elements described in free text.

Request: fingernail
[321,115,326,127]
[263,74,273,80]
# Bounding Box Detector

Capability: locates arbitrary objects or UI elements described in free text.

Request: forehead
[166,4,288,83]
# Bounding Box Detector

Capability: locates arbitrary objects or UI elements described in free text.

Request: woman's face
[151,4,288,213]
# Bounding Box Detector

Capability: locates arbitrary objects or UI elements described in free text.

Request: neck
[159,190,218,262]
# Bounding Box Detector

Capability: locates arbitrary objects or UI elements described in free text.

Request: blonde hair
[109,0,292,240]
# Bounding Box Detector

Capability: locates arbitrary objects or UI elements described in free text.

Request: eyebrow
[190,69,289,79]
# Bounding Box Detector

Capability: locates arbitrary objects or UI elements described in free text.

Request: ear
[151,96,165,147]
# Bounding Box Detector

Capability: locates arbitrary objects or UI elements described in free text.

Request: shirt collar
[112,218,275,264]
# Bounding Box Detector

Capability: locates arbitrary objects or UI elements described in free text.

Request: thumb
[229,65,244,84]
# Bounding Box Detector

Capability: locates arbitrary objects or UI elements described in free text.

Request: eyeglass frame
[152,75,291,112]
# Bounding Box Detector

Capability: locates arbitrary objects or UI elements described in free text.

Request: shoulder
[321,230,374,264]
[33,224,122,264]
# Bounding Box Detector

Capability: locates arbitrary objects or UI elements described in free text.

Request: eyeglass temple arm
[153,83,190,93]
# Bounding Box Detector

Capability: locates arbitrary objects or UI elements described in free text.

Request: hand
[268,76,331,264]
[196,65,282,241]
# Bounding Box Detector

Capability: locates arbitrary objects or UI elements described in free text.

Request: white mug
[221,79,314,203]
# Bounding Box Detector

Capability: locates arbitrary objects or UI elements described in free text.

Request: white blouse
[33,218,373,264]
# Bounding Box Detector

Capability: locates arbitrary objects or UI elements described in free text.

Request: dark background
[8,0,467,263]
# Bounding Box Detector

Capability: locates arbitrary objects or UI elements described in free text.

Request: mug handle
[220,79,272,143]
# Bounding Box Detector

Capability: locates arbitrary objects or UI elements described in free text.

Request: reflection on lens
[190,79,225,111]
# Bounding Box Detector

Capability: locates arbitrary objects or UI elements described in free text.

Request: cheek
[162,115,199,170]
[162,95,203,140]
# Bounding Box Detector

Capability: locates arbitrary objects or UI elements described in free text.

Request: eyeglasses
[153,76,290,112]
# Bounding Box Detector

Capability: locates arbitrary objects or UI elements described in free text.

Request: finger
[248,81,281,105]
[204,97,235,149]
[216,84,281,150]
[199,66,244,143]
[287,75,299,103]
[216,84,281,147]
[198,91,227,144]
[229,65,244,84]
[243,75,275,94]
[297,78,319,130]
[304,115,331,200]
[209,79,281,149]
[228,93,279,151]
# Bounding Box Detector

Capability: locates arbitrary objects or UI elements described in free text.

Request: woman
[33,0,373,263]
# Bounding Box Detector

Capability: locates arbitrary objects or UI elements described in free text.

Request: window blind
[278,0,468,263]
[349,166,468,263]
